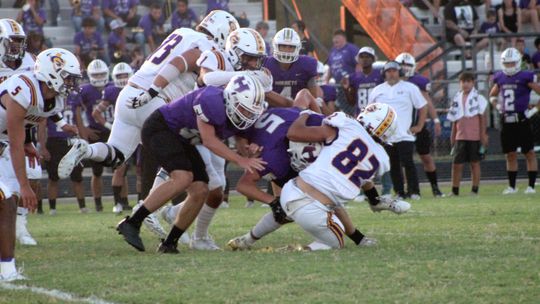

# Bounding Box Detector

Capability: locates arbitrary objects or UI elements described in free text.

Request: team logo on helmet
[50,53,65,72]
[229,21,238,33]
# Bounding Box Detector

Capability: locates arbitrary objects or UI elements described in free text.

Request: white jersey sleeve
[323,112,350,128]
[5,74,36,110]
[197,49,229,71]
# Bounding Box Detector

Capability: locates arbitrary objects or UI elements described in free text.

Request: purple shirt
[519,0,531,9]
[321,85,337,103]
[327,42,359,82]
[107,31,125,59]
[47,94,80,138]
[263,55,318,99]
[21,8,47,34]
[171,8,198,29]
[159,86,239,143]
[139,13,165,38]
[349,68,383,111]
[77,0,100,17]
[479,21,499,34]
[78,83,111,131]
[493,70,536,113]
[206,0,229,13]
[101,85,120,123]
[103,0,138,16]
[240,107,324,180]
[74,31,104,54]
[407,73,430,92]
[532,51,540,69]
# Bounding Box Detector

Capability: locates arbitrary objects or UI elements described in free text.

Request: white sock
[251,212,282,240]
[0,259,16,277]
[86,142,112,162]
[168,202,184,221]
[194,204,217,239]
[16,207,27,216]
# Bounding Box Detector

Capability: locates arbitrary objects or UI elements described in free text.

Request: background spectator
[291,19,314,57]
[48,0,59,26]
[206,0,229,13]
[16,0,47,36]
[515,37,532,69]
[477,9,503,51]
[326,29,359,116]
[532,37,540,69]
[255,21,271,55]
[170,0,199,30]
[130,46,145,71]
[74,17,107,69]
[71,0,105,33]
[135,4,166,54]
[498,0,521,46]
[518,0,540,32]
[103,0,140,28]
[108,19,130,64]
[234,11,250,28]
[444,0,479,58]
[26,31,47,55]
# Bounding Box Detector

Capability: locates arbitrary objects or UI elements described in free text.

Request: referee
[369,61,427,199]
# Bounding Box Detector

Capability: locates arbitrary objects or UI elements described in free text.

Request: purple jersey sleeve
[321,85,337,102]
[408,74,430,92]
[532,51,540,69]
[46,95,80,138]
[102,85,120,106]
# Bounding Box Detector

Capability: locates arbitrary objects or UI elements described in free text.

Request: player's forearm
[265,91,293,108]
[202,136,243,164]
[203,70,243,87]
[8,129,29,188]
[236,177,273,204]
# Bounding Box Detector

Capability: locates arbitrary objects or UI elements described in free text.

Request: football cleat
[370,196,411,214]
[432,188,445,197]
[113,203,123,214]
[227,233,253,251]
[116,216,145,252]
[160,205,190,245]
[358,237,378,247]
[0,271,27,282]
[132,201,167,239]
[79,207,89,214]
[156,241,180,254]
[58,138,88,179]
[16,214,37,246]
[502,187,518,195]
[190,236,221,251]
[524,186,536,194]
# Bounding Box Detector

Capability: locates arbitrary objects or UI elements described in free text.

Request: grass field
[1,183,539,304]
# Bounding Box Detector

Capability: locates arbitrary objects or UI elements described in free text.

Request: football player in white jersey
[0,48,81,281]
[277,103,410,250]
[58,10,239,181]
[151,28,272,250]
[0,19,43,246]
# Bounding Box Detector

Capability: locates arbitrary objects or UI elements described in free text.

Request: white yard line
[0,282,118,304]
[371,231,540,241]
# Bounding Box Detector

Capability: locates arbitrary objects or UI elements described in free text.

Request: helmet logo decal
[229,21,238,33]
[233,76,250,92]
[50,53,65,72]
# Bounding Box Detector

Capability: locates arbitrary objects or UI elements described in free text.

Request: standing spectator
[71,0,105,33]
[26,31,47,56]
[326,29,360,116]
[519,0,540,32]
[129,46,145,71]
[516,38,532,69]
[477,9,503,52]
[444,0,479,58]
[207,0,229,13]
[447,72,488,196]
[532,37,540,69]
[108,19,130,64]
[498,0,521,46]
[73,17,107,68]
[291,20,314,57]
[16,0,47,36]
[235,11,250,28]
[48,0,59,26]
[255,21,271,55]
[369,61,428,200]
[135,4,166,54]
[170,0,199,30]
[489,47,540,194]
[103,0,140,28]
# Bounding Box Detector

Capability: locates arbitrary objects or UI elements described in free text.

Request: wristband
[489,96,498,104]
[55,118,68,129]
[148,84,160,98]
[104,122,112,130]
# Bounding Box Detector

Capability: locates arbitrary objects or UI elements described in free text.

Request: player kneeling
[279,103,410,250]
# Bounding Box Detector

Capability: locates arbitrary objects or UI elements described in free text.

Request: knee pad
[104,146,125,169]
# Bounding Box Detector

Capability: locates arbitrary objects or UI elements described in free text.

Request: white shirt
[300,112,390,206]
[368,80,427,143]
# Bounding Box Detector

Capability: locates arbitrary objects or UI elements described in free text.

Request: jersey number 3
[149,34,183,65]
[332,138,379,187]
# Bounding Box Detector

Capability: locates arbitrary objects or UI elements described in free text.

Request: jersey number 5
[149,34,184,65]
[332,138,379,187]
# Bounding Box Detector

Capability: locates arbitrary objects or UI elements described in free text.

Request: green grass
[2,183,539,304]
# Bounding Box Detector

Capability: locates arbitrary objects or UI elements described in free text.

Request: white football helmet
[223,74,266,130]
[500,47,522,76]
[0,19,26,62]
[288,141,323,172]
[197,10,239,50]
[272,28,301,64]
[356,103,397,144]
[395,52,416,77]
[225,28,267,71]
[34,48,82,98]
[112,62,133,88]
[87,59,109,87]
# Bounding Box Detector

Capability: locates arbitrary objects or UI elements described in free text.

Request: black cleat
[116,216,145,251]
[432,188,445,197]
[95,203,103,212]
[157,241,179,254]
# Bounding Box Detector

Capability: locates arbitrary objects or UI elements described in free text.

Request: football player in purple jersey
[396,52,444,197]
[116,75,266,253]
[489,47,540,195]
